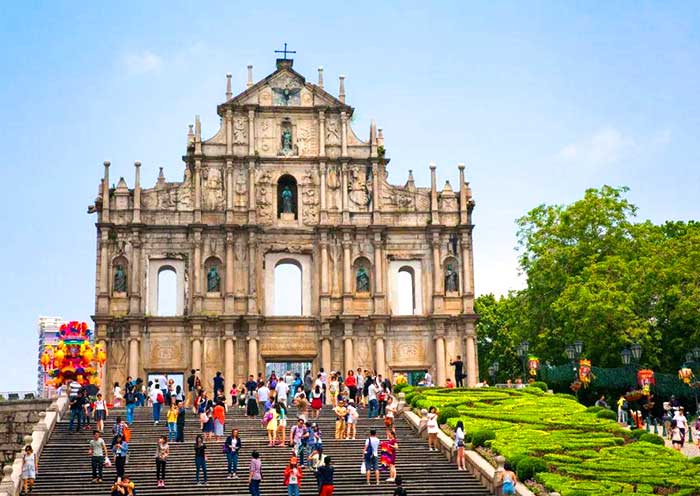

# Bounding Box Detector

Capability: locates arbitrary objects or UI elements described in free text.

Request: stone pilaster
[225,231,235,314]
[342,230,352,313]
[193,229,203,313]
[132,161,141,223]
[194,159,202,223]
[247,231,258,314]
[128,325,140,379]
[129,234,141,314]
[343,320,354,374]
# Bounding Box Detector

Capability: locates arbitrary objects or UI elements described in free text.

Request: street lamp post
[516,341,529,380]
[566,342,584,401]
[488,361,500,385]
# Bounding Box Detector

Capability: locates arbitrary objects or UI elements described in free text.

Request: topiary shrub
[596,409,617,420]
[438,406,460,425]
[639,433,665,445]
[585,406,603,414]
[529,381,548,392]
[470,429,496,447]
[629,428,646,440]
[516,456,548,481]
[393,383,408,394]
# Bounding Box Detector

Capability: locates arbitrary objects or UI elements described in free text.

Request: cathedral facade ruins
[90,57,478,395]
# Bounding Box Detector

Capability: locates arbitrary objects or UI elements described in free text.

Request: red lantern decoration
[527,355,540,377]
[678,367,694,385]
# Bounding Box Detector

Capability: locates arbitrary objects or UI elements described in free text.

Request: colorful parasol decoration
[578,359,594,387]
[678,367,694,385]
[42,321,105,388]
[527,355,540,377]
[637,369,655,396]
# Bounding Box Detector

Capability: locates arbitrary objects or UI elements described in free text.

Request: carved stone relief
[256,170,273,224]
[149,335,184,368]
[259,87,272,106]
[301,171,319,225]
[296,121,317,157]
[233,117,247,144]
[348,165,371,210]
[391,339,426,365]
[300,88,313,106]
[354,338,372,370]
[326,117,341,145]
[109,338,127,381]
[176,168,193,210]
[235,169,247,207]
[272,75,302,106]
[203,167,224,210]
[257,119,275,154]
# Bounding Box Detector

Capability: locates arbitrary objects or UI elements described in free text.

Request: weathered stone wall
[0,400,51,471]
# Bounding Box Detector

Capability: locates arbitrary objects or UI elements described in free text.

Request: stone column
[191,336,202,372]
[224,331,235,404]
[458,164,467,225]
[225,231,235,313]
[343,320,354,373]
[128,337,139,379]
[465,323,478,386]
[375,337,386,377]
[318,110,326,157]
[372,167,379,214]
[342,233,352,295]
[133,161,141,223]
[431,233,442,294]
[248,337,258,378]
[193,230,203,312]
[321,338,332,374]
[225,109,233,155]
[194,159,202,223]
[435,336,446,387]
[225,159,234,216]
[248,109,255,156]
[429,163,439,224]
[101,161,110,223]
[320,232,329,295]
[247,160,256,223]
[340,112,348,156]
[341,162,349,223]
[99,230,109,295]
[247,231,257,314]
[461,230,474,312]
[319,162,327,213]
[129,236,141,314]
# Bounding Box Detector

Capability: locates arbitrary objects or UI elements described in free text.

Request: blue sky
[1,2,698,391]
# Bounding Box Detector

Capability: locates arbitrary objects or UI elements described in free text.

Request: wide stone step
[31,406,493,496]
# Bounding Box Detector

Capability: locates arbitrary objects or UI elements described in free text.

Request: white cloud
[557,127,635,166]
[121,50,163,74]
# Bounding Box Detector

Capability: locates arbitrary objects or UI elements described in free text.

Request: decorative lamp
[631,343,642,361]
[621,348,632,366]
[574,340,583,356]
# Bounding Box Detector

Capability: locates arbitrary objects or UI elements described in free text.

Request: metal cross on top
[275,42,296,60]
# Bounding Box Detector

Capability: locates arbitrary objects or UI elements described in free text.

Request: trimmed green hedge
[402,386,700,494]
[529,381,548,392]
[437,406,459,425]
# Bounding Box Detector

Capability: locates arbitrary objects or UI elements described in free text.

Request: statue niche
[444,261,460,294]
[204,257,222,293]
[113,264,128,293]
[353,257,372,294]
[277,174,298,220]
[279,120,295,156]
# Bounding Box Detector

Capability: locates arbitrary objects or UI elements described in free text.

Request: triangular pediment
[218,62,350,112]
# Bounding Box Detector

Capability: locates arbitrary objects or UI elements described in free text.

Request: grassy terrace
[397,385,700,495]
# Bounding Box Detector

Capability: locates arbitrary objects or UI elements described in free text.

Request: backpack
[261,411,273,428]
[157,392,164,404]
[122,425,132,443]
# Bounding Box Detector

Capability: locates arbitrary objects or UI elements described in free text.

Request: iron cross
[275,42,296,60]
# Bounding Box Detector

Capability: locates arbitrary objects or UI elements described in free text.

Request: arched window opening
[274,261,302,316]
[157,267,178,316]
[277,174,298,219]
[396,267,415,315]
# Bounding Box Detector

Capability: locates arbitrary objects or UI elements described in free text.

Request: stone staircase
[32,404,492,495]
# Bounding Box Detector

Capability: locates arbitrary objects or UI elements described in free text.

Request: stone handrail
[397,393,535,496]
[0,393,68,496]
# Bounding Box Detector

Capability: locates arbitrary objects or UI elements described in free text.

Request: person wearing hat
[333,400,348,440]
[346,399,359,440]
[283,456,303,496]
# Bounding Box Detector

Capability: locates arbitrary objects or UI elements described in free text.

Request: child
[167,403,178,442]
[283,456,303,496]
[93,393,108,433]
[333,400,347,439]
[194,434,208,485]
[393,475,408,496]
[155,434,169,487]
[21,445,37,495]
[230,384,238,407]
[345,400,358,440]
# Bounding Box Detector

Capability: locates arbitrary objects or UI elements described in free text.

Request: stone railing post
[493,455,505,495]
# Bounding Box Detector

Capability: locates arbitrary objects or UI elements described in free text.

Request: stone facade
[89,59,478,397]
[0,400,51,472]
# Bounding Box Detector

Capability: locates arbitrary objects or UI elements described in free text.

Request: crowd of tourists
[33,366,417,496]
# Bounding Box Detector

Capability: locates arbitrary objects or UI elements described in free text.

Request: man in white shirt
[257,383,270,412]
[275,379,289,407]
[367,381,378,418]
[423,369,433,387]
[363,429,380,485]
